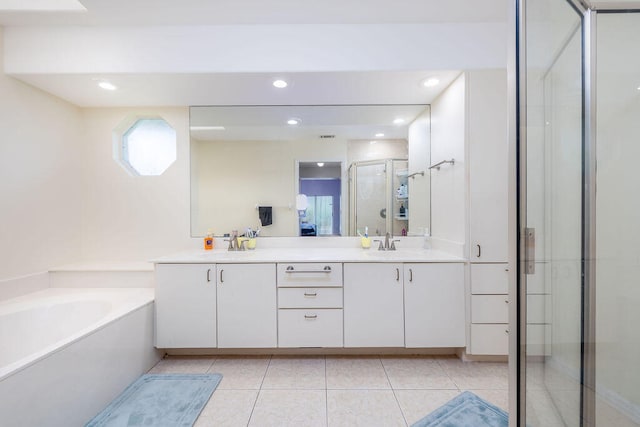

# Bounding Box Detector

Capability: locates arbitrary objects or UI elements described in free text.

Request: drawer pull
[285,265,332,274]
[219,269,224,283]
[304,314,318,319]
[396,268,400,281]
[409,268,413,282]
[304,292,318,297]
[477,244,482,258]
[207,269,211,282]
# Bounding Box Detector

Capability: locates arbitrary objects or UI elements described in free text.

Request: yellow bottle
[204,230,214,250]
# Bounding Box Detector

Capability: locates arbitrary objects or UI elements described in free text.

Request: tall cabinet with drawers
[467,69,509,356]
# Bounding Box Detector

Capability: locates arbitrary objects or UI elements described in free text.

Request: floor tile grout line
[324,355,329,427]
[436,358,462,392]
[246,354,272,427]
[379,356,409,427]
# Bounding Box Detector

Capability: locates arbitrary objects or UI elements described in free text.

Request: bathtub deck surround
[0,287,162,427]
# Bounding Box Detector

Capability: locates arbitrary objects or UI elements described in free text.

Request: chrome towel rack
[429,158,455,170]
[407,171,425,179]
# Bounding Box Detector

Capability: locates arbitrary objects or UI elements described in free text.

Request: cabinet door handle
[219,269,224,283]
[409,268,413,282]
[304,314,318,319]
[285,265,332,274]
[396,268,400,281]
[505,299,509,304]
[207,269,211,282]
[304,292,317,297]
[476,244,481,258]
[505,329,509,334]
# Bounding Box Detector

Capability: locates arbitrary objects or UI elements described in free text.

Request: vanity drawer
[278,287,343,309]
[470,324,509,355]
[277,263,343,287]
[278,309,343,348]
[470,264,509,294]
[471,295,509,323]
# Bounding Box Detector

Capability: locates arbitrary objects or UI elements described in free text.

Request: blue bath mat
[412,391,508,427]
[86,373,222,427]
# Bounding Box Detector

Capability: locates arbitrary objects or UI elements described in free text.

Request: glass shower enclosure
[348,159,409,238]
[518,1,640,426]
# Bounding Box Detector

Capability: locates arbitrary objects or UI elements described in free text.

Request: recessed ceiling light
[98,81,117,91]
[393,118,405,125]
[273,79,288,88]
[375,133,384,137]
[422,78,440,88]
[369,141,378,145]
[287,118,300,125]
[317,162,325,167]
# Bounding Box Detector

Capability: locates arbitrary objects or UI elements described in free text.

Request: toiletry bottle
[423,228,431,250]
[204,230,214,250]
[399,203,406,217]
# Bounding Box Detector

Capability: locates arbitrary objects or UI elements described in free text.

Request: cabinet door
[344,263,404,347]
[155,263,216,348]
[216,263,277,348]
[468,70,508,263]
[404,263,465,347]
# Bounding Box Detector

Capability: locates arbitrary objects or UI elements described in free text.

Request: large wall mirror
[190,105,431,237]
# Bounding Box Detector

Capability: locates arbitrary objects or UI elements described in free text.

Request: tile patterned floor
[149,355,508,427]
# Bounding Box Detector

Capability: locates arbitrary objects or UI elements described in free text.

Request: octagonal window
[119,118,176,176]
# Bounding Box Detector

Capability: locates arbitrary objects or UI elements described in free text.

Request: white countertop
[152,247,465,264]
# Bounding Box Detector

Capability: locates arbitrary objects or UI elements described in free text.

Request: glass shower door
[352,161,387,237]
[521,0,584,425]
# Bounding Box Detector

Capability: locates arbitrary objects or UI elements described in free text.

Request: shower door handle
[524,228,535,275]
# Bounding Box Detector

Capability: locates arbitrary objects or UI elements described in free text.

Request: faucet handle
[238,240,248,251]
[390,239,401,251]
[373,239,385,251]
[224,238,236,251]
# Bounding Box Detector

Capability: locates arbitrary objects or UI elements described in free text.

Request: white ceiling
[0,0,508,26]
[16,71,462,108]
[0,1,507,107]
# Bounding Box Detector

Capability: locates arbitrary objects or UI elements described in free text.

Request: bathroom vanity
[153,248,473,352]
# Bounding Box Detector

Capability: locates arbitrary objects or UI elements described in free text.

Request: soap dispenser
[204,230,214,250]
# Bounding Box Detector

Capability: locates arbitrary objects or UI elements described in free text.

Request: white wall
[430,73,466,245]
[0,28,83,281]
[408,108,431,235]
[192,137,347,237]
[79,107,194,261]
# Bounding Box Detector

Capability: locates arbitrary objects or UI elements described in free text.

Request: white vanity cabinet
[277,263,344,348]
[155,263,217,348]
[216,263,277,348]
[344,262,465,348]
[344,263,405,347]
[404,263,465,347]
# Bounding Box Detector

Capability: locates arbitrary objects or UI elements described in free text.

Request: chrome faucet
[374,232,401,251]
[225,230,240,251]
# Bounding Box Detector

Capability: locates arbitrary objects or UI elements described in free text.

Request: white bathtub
[0,288,161,427]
